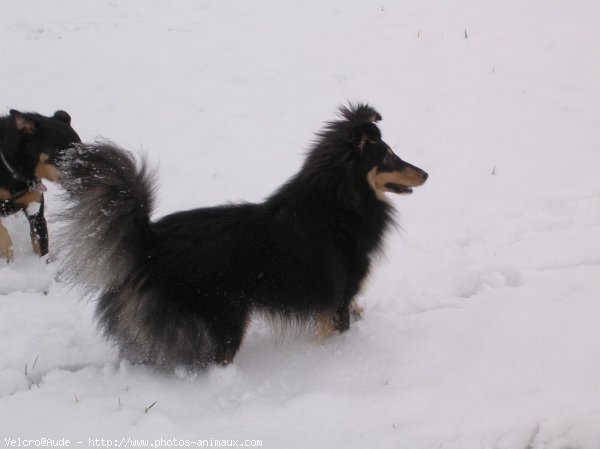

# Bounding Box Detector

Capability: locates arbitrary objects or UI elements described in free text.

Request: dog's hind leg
[0,221,14,263]
[17,192,48,257]
[209,303,250,365]
[333,304,351,332]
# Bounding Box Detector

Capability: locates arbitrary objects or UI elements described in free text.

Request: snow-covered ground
[2,0,600,447]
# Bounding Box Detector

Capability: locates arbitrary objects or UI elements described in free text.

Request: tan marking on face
[367,166,426,199]
[0,222,14,263]
[15,191,43,208]
[367,168,388,200]
[35,154,62,182]
[0,188,11,200]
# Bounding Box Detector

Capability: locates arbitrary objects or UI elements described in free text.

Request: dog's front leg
[17,192,48,257]
[350,299,364,321]
[333,304,351,332]
[315,303,352,343]
[25,210,48,256]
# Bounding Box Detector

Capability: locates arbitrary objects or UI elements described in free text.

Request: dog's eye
[384,148,397,163]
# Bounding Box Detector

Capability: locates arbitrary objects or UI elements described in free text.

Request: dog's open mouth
[385,183,413,194]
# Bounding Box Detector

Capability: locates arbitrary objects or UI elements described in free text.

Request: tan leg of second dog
[0,222,14,263]
[29,232,42,256]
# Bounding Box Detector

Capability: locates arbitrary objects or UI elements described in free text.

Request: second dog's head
[2,109,81,184]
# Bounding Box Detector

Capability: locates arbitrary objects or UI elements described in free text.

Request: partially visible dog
[58,103,427,370]
[0,110,81,262]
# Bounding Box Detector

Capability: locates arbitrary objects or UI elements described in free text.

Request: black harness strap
[0,149,44,200]
[0,150,29,183]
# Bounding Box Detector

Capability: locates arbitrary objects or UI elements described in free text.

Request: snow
[2,0,600,447]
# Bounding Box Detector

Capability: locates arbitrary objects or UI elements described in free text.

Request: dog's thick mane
[269,103,394,243]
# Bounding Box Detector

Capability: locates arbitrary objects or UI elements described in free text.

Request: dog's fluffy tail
[57,140,156,295]
[58,142,219,369]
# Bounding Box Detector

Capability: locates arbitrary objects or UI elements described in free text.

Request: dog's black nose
[421,171,429,182]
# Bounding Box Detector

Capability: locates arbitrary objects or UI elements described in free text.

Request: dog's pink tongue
[36,182,48,192]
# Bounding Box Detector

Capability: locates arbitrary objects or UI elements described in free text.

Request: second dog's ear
[53,110,72,125]
[10,110,36,134]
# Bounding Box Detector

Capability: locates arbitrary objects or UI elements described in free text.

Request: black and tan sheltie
[58,104,427,370]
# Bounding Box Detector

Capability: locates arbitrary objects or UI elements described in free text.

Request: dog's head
[3,110,81,183]
[339,104,428,199]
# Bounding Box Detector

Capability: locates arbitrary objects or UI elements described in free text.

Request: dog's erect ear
[53,110,72,125]
[10,110,36,134]
[340,103,382,124]
[338,103,383,150]
[360,108,382,124]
